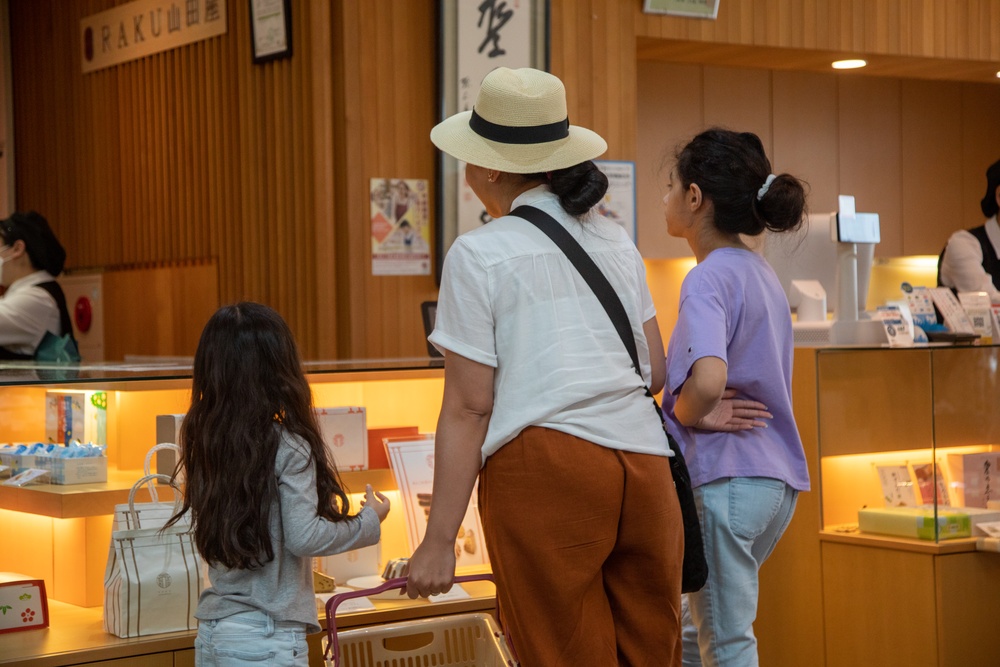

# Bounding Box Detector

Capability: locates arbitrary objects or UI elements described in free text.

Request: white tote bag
[103,473,203,638]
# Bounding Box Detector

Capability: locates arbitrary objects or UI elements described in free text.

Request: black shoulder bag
[510,204,708,594]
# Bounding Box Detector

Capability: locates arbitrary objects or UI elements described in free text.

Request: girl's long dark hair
[167,302,350,569]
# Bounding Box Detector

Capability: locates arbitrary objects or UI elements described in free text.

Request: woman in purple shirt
[660,128,811,667]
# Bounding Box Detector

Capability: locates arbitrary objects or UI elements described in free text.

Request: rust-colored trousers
[479,426,683,667]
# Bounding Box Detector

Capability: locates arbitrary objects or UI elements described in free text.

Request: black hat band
[469,109,569,145]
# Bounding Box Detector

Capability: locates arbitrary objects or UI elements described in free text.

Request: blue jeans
[194,610,309,667]
[681,477,798,667]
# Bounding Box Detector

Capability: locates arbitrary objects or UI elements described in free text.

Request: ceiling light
[832,59,867,70]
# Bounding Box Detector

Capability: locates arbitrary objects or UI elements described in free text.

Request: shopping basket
[323,574,517,666]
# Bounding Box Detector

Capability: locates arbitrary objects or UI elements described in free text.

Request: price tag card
[1,468,50,487]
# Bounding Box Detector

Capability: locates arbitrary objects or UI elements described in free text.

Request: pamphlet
[929,287,975,334]
[876,464,917,507]
[912,462,950,506]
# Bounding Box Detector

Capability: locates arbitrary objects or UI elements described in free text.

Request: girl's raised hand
[362,484,391,523]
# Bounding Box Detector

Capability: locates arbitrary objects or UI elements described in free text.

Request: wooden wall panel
[634,0,1000,61]
[771,70,840,215]
[550,0,637,161]
[703,66,772,149]
[900,79,964,256]
[635,61,702,258]
[960,83,1000,234]
[102,262,218,360]
[838,76,904,256]
[331,0,439,360]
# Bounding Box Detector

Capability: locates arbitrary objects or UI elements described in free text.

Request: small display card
[929,287,976,334]
[875,306,913,348]
[902,285,938,330]
[876,464,917,507]
[384,435,489,567]
[1,468,50,487]
[912,462,950,506]
[958,292,994,343]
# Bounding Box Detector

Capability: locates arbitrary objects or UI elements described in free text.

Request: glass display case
[808,344,1000,667]
[816,345,1000,545]
[0,358,459,618]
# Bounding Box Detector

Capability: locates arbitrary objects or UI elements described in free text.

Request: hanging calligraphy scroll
[434,0,549,284]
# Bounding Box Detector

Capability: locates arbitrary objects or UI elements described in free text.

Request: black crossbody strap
[36,281,76,340]
[509,204,646,385]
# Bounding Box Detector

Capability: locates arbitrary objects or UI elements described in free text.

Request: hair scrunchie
[756,174,777,201]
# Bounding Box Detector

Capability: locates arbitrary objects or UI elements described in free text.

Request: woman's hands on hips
[404,535,458,599]
[695,389,772,432]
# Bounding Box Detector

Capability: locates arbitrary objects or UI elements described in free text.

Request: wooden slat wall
[331,0,439,360]
[634,0,1000,59]
[8,0,332,358]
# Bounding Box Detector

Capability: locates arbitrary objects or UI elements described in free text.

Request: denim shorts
[195,610,309,667]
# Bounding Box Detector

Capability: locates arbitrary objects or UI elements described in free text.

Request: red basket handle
[323,573,509,665]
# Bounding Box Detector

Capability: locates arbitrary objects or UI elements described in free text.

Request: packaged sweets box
[45,391,107,446]
[0,575,49,634]
[858,507,972,540]
[947,452,1000,508]
[316,407,367,471]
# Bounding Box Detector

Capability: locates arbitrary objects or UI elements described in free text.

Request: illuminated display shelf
[804,344,1000,667]
[0,360,449,613]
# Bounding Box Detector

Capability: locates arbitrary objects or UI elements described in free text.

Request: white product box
[45,391,107,445]
[155,414,186,479]
[0,575,49,634]
[47,456,108,485]
[317,543,381,582]
[858,507,972,540]
[947,452,1000,508]
[316,407,367,471]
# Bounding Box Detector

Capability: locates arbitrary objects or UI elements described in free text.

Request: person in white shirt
[938,158,1000,304]
[402,67,768,667]
[0,211,74,360]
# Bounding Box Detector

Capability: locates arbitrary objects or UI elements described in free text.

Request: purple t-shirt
[662,247,810,491]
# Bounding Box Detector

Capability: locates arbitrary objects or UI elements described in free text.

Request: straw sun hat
[430,67,607,174]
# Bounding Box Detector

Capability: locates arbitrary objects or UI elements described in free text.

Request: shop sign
[80,0,228,74]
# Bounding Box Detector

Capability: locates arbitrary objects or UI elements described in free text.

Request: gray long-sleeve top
[195,429,381,633]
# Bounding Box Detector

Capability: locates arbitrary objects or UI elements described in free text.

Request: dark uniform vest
[937,224,1000,291]
[0,281,76,360]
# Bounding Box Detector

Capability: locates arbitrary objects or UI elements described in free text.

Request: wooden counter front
[0,579,497,667]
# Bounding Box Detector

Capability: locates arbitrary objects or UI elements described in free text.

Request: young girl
[660,129,811,667]
[169,302,390,666]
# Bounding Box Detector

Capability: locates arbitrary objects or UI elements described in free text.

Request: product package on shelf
[947,452,1000,508]
[317,543,381,584]
[0,574,49,634]
[316,407,367,471]
[858,506,972,540]
[45,390,107,446]
[154,415,186,481]
[0,443,107,484]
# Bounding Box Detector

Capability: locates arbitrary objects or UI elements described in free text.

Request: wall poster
[370,178,431,276]
[594,160,637,244]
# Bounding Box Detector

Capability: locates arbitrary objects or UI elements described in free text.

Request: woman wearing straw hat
[403,66,687,665]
